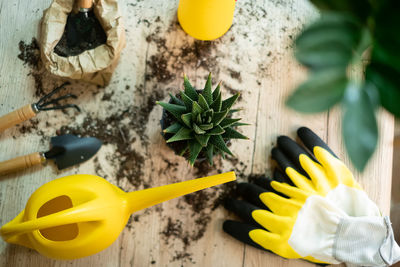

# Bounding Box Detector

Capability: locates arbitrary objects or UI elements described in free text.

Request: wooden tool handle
[0,152,44,176]
[0,104,37,132]
[78,0,93,9]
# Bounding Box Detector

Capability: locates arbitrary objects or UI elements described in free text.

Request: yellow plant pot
[178,0,236,40]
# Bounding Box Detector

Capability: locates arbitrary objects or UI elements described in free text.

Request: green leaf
[206,125,225,135]
[210,92,222,112]
[193,123,206,134]
[202,73,213,104]
[184,75,198,101]
[228,108,242,114]
[221,93,240,111]
[206,143,214,165]
[209,135,233,156]
[222,127,249,140]
[188,141,203,165]
[181,113,192,128]
[309,1,371,22]
[196,113,202,125]
[198,94,210,110]
[192,101,204,116]
[179,144,189,156]
[199,123,214,131]
[195,134,210,147]
[343,83,378,171]
[166,127,193,143]
[231,122,250,127]
[212,109,229,126]
[163,122,182,134]
[366,62,400,116]
[295,13,362,69]
[157,102,186,122]
[169,93,184,106]
[212,82,221,100]
[286,68,347,113]
[219,118,241,128]
[181,92,194,110]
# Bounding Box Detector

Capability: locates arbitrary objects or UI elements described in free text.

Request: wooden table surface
[0,0,395,266]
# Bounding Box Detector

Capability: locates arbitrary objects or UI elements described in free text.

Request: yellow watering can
[178,0,236,40]
[1,172,236,259]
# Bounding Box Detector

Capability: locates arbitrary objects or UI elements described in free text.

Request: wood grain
[0,0,394,267]
[0,104,36,132]
[0,152,43,176]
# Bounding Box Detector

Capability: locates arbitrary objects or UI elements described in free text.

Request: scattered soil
[54,10,107,57]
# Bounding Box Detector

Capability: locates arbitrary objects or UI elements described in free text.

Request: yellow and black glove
[223,127,400,266]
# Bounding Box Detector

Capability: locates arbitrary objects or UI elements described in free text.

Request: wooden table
[0,0,394,266]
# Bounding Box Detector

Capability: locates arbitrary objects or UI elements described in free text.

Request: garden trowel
[0,134,102,176]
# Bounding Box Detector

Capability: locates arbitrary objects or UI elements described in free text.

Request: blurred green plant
[287,0,400,171]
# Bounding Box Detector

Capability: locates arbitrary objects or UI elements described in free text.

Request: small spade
[0,134,102,176]
[66,0,95,48]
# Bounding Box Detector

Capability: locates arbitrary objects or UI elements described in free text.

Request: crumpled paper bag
[40,0,125,86]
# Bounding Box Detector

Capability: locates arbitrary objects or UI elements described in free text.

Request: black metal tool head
[45,134,102,170]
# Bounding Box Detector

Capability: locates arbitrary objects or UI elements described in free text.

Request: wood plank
[0,0,394,267]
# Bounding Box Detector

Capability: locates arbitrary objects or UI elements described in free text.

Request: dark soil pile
[54,10,107,57]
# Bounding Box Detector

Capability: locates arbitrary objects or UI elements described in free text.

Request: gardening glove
[270,126,380,217]
[223,127,400,266]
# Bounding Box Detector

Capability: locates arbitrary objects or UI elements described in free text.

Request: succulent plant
[157,74,248,165]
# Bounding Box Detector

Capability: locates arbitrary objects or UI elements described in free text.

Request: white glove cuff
[335,216,400,266]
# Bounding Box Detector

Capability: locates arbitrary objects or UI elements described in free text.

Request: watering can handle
[0,200,109,240]
[0,104,37,132]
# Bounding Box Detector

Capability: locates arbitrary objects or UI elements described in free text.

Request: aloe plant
[286,0,400,171]
[157,74,248,165]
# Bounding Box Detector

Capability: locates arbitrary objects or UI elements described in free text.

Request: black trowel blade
[48,134,102,170]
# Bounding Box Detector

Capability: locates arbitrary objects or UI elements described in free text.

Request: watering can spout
[126,172,236,214]
[1,210,33,249]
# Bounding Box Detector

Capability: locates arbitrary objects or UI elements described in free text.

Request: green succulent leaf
[166,127,193,143]
[222,127,249,140]
[184,75,199,101]
[343,83,378,171]
[188,141,203,165]
[210,92,222,112]
[219,118,241,128]
[206,125,225,135]
[199,123,214,131]
[193,123,206,134]
[221,93,240,111]
[169,93,184,106]
[212,82,221,100]
[198,94,210,110]
[212,109,229,126]
[295,13,362,69]
[179,144,189,156]
[196,113,202,125]
[231,122,250,127]
[286,68,347,113]
[163,122,182,134]
[210,135,233,156]
[195,134,210,147]
[192,101,204,117]
[157,102,186,122]
[228,108,242,115]
[202,73,213,104]
[181,113,192,128]
[206,143,214,165]
[181,92,194,110]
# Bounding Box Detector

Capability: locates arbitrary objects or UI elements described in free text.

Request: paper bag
[40,0,125,86]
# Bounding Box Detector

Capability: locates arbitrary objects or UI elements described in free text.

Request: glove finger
[224,198,262,226]
[223,220,280,252]
[297,127,338,158]
[270,181,309,201]
[225,198,289,234]
[277,135,318,173]
[252,175,290,199]
[272,147,315,192]
[260,192,302,216]
[273,169,294,186]
[237,182,271,210]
